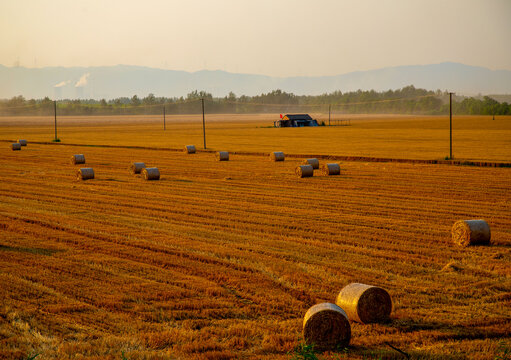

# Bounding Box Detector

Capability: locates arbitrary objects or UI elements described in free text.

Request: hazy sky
[1,0,510,77]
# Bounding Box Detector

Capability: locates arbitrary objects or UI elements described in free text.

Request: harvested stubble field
[0,116,510,359]
[0,114,510,161]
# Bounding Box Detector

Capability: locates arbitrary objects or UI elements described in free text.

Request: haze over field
[2,62,511,99]
[1,0,510,99]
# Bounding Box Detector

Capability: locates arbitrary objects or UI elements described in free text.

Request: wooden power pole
[202,98,206,149]
[449,92,453,159]
[54,100,58,141]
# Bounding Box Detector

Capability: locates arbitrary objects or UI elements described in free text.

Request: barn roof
[283,114,313,120]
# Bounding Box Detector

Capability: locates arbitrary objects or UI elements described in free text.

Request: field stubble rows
[0,135,510,359]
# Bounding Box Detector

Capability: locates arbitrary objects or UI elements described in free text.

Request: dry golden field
[0,115,510,359]
[0,114,510,162]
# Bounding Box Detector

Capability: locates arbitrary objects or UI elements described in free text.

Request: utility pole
[163,105,166,130]
[202,98,206,149]
[328,104,331,126]
[449,92,453,160]
[54,100,58,141]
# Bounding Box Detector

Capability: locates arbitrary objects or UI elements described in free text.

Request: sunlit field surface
[0,115,510,359]
[0,114,510,162]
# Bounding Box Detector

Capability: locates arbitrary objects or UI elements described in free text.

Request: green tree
[130,95,140,106]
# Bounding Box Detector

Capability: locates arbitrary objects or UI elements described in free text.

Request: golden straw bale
[184,145,196,154]
[216,151,229,161]
[71,154,86,165]
[11,143,21,151]
[335,283,392,323]
[296,165,314,178]
[18,139,27,146]
[320,163,341,175]
[270,151,285,161]
[303,158,319,169]
[129,162,146,174]
[452,219,491,246]
[76,168,94,181]
[142,167,160,180]
[303,303,351,351]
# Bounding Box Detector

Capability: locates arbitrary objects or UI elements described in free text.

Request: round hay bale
[18,139,27,146]
[129,162,146,174]
[304,158,319,169]
[303,303,351,351]
[184,145,196,154]
[452,219,491,246]
[296,165,314,178]
[71,154,86,165]
[142,167,160,180]
[335,283,392,324]
[11,143,21,151]
[216,151,229,161]
[76,168,94,181]
[270,151,285,161]
[320,163,341,175]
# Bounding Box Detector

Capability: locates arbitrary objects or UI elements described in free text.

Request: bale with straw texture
[129,162,146,174]
[18,139,27,146]
[296,165,314,178]
[184,145,196,154]
[11,143,21,151]
[320,163,341,175]
[216,151,229,161]
[335,283,392,324]
[142,167,160,180]
[303,303,351,351]
[77,168,94,180]
[303,158,319,169]
[270,151,285,161]
[452,219,491,246]
[71,154,86,165]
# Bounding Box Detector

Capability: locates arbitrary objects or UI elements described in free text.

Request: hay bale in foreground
[296,165,314,178]
[18,139,27,146]
[142,167,160,180]
[71,154,86,165]
[77,168,94,180]
[216,151,229,161]
[320,163,341,175]
[184,145,196,154]
[11,143,21,151]
[303,303,351,351]
[452,219,491,246]
[270,151,285,161]
[335,283,392,323]
[129,162,146,174]
[303,158,319,169]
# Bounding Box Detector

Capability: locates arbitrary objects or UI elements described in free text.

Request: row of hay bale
[11,139,28,150]
[130,162,160,180]
[296,159,341,178]
[72,154,160,181]
[303,283,392,351]
[266,152,342,178]
[185,145,230,161]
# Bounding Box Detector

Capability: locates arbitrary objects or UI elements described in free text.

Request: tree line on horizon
[0,85,509,116]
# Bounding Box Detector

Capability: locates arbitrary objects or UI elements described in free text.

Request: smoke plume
[54,80,70,88]
[75,73,90,87]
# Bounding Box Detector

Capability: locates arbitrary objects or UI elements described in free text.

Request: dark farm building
[274,114,319,127]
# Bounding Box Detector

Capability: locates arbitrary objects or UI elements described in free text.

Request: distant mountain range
[1,62,510,100]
